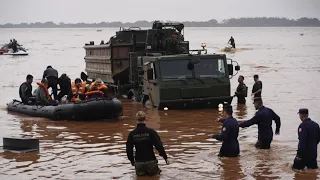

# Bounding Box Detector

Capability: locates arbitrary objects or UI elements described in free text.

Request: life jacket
[71,82,86,102]
[85,90,104,99]
[88,82,108,91]
[36,82,51,100]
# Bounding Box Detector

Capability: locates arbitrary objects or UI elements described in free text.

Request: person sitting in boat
[228,36,236,48]
[35,78,59,106]
[19,74,35,104]
[57,73,71,101]
[88,78,108,96]
[67,78,88,102]
[85,79,108,99]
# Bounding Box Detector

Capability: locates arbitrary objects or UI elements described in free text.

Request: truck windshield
[159,58,226,79]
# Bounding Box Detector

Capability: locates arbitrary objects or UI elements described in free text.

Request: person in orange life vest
[86,78,109,98]
[35,78,59,106]
[85,84,104,99]
[67,78,88,102]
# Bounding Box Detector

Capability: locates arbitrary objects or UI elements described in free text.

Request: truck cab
[139,47,240,109]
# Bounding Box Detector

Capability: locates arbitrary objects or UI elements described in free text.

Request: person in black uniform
[57,73,71,101]
[126,111,169,176]
[234,75,247,104]
[212,105,240,157]
[251,75,262,98]
[292,108,320,170]
[239,97,281,149]
[19,74,34,104]
[42,66,59,100]
[228,36,235,48]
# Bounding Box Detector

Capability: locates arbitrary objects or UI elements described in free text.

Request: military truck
[83,21,240,109]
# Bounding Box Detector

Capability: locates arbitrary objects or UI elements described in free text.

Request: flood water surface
[0,27,320,179]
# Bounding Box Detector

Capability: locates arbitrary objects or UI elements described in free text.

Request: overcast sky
[1,0,319,24]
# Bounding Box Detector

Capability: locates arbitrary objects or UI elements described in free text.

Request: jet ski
[0,44,29,55]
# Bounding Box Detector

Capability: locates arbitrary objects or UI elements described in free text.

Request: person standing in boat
[42,66,59,100]
[251,74,262,98]
[67,78,88,102]
[126,111,169,176]
[212,105,240,157]
[228,36,235,48]
[19,74,34,104]
[234,75,247,104]
[57,73,71,101]
[35,78,58,106]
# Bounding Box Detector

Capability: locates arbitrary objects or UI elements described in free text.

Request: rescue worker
[228,36,235,48]
[239,97,281,149]
[126,111,169,176]
[67,78,87,102]
[251,74,262,98]
[234,75,247,104]
[212,105,240,157]
[42,66,59,100]
[35,78,59,106]
[19,74,34,104]
[85,78,108,99]
[292,108,320,170]
[165,32,185,55]
[57,73,71,101]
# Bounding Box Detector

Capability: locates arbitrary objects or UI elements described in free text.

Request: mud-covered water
[0,27,320,179]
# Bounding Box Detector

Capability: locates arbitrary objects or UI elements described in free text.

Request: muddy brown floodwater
[0,27,320,180]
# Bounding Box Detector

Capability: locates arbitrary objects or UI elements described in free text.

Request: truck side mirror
[235,65,240,71]
[227,64,234,75]
[147,68,154,80]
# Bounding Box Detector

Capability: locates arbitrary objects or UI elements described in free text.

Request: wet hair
[47,66,52,69]
[26,74,33,80]
[239,75,244,80]
[75,78,81,83]
[253,75,259,79]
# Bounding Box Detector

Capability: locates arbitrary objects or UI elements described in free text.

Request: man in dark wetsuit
[228,36,235,48]
[126,111,169,176]
[292,108,320,170]
[57,73,71,101]
[212,105,240,157]
[234,75,247,104]
[19,74,34,104]
[239,97,281,149]
[42,66,58,100]
[251,74,262,98]
[165,32,186,55]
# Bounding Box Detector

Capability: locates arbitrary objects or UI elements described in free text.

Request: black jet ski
[7,97,123,121]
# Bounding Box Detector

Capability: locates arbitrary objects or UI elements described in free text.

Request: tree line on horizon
[1,17,320,28]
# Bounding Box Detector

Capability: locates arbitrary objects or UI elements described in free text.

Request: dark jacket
[235,83,247,104]
[43,67,58,79]
[126,123,168,163]
[297,118,320,159]
[213,117,240,157]
[58,75,71,92]
[19,82,33,104]
[252,81,262,97]
[239,106,281,141]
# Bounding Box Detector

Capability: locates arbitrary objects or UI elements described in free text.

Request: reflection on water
[0,27,320,179]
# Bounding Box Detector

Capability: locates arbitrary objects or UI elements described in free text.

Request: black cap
[297,108,308,115]
[224,105,233,114]
[253,97,263,104]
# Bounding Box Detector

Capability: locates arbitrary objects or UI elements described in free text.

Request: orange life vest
[71,82,86,102]
[36,82,51,100]
[85,90,104,99]
[88,82,108,91]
